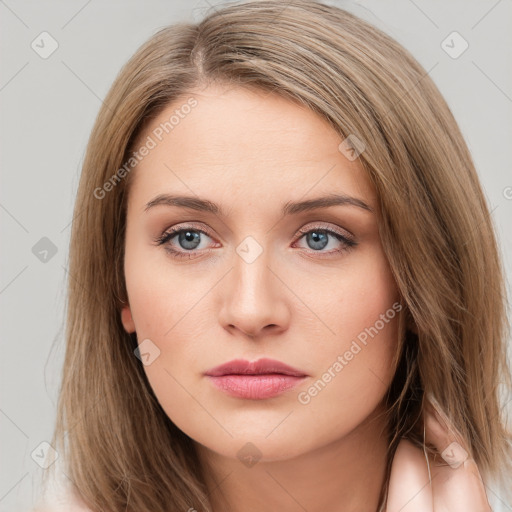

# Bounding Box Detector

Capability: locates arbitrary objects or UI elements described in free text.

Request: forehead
[128,84,376,211]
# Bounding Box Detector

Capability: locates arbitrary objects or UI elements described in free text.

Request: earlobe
[121,305,136,333]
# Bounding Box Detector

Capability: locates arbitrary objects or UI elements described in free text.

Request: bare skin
[386,399,491,512]
[116,84,491,512]
[33,403,491,511]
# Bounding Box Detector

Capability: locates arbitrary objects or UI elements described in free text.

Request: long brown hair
[44,1,512,510]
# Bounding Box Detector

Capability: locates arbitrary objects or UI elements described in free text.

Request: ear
[121,304,136,333]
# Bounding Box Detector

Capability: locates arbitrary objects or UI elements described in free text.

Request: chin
[192,425,318,464]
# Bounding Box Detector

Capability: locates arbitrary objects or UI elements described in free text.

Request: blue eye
[293,226,357,256]
[170,229,202,250]
[154,223,357,260]
[154,227,214,260]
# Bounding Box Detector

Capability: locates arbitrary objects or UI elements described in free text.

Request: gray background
[1,0,511,510]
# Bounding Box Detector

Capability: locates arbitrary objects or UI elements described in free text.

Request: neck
[195,403,390,512]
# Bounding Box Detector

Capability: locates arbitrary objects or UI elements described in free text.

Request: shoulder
[32,492,93,512]
[32,494,93,512]
[386,438,432,512]
[32,465,93,512]
[387,439,511,512]
[389,438,430,481]
[32,503,93,512]
[32,499,93,512]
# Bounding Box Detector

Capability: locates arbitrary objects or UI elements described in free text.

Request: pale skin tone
[118,84,491,512]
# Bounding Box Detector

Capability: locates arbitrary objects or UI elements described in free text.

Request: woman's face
[121,83,401,461]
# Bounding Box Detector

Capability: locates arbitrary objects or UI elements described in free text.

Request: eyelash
[153,223,357,260]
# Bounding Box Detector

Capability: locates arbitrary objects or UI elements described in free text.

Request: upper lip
[205,358,307,377]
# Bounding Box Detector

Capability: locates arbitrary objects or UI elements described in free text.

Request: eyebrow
[144,193,373,215]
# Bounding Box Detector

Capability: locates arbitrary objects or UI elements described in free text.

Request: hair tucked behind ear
[43,1,511,510]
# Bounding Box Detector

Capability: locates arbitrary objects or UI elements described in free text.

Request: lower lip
[206,374,306,399]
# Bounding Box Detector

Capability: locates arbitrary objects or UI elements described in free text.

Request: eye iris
[307,231,328,250]
[178,230,201,250]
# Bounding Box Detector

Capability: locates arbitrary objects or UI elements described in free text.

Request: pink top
[32,467,92,512]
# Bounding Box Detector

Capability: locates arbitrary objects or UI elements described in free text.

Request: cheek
[300,241,399,358]
[122,241,218,421]
[338,252,399,373]
[123,261,211,439]
[123,236,198,337]
[296,251,400,431]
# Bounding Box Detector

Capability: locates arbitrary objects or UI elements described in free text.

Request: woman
[36,1,512,510]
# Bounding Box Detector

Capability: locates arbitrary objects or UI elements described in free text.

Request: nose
[218,250,291,339]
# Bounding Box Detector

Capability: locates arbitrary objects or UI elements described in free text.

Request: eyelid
[154,220,357,259]
[156,221,353,242]
[293,221,354,240]
[153,221,215,245]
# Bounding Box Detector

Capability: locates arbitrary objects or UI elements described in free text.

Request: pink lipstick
[205,358,307,400]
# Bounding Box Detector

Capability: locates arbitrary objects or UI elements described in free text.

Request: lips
[205,358,308,399]
[205,358,307,377]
